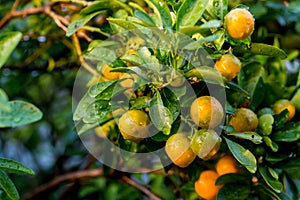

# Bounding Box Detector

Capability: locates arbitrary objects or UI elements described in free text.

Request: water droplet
[14,117,21,122]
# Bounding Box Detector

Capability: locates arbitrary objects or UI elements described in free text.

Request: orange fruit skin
[229,108,258,132]
[272,99,296,121]
[165,133,196,168]
[215,54,241,81]
[190,96,224,129]
[195,170,221,200]
[216,155,240,176]
[118,110,150,142]
[101,64,122,80]
[224,8,255,40]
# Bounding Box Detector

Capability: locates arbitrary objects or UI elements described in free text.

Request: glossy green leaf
[259,165,283,193]
[233,43,287,59]
[0,100,42,128]
[215,173,250,185]
[272,122,300,142]
[66,11,104,36]
[238,62,265,110]
[89,81,117,97]
[291,89,300,111]
[180,20,221,35]
[134,10,155,26]
[145,0,172,30]
[80,0,132,15]
[263,136,278,152]
[276,157,300,170]
[0,32,22,69]
[225,81,250,98]
[0,158,34,175]
[149,93,173,135]
[206,0,228,19]
[217,183,251,200]
[151,117,180,142]
[184,66,224,86]
[227,132,263,144]
[0,89,10,112]
[0,170,19,200]
[273,109,289,130]
[176,0,209,30]
[73,93,95,121]
[107,18,137,30]
[161,88,180,120]
[224,137,257,173]
[183,34,220,50]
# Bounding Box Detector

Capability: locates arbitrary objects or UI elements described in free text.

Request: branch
[120,176,162,200]
[21,168,103,200]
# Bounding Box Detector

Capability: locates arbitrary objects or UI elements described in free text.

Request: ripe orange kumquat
[216,155,240,176]
[272,99,296,121]
[229,108,258,132]
[194,170,221,200]
[215,54,242,81]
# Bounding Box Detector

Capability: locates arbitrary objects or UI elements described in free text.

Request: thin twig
[11,0,21,11]
[21,168,103,200]
[120,176,162,200]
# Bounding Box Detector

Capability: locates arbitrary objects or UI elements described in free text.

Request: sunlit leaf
[224,137,257,173]
[0,32,22,69]
[176,0,209,30]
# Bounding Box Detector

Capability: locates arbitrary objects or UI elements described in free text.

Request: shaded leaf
[134,10,155,26]
[259,165,283,193]
[216,173,250,185]
[224,137,257,173]
[0,158,34,175]
[0,171,19,200]
[0,101,42,128]
[206,0,228,19]
[217,183,251,200]
[107,18,137,30]
[0,32,22,69]
[80,0,132,15]
[233,43,287,59]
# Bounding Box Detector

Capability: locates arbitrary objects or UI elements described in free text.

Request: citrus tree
[0,0,299,200]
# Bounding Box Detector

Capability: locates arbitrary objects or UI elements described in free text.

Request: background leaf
[0,171,19,200]
[0,32,22,69]
[0,158,34,175]
[259,165,283,193]
[0,100,43,128]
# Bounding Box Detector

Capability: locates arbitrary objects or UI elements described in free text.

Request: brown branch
[120,176,162,200]
[21,168,103,200]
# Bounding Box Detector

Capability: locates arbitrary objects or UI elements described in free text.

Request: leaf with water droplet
[0,100,42,128]
[0,158,34,175]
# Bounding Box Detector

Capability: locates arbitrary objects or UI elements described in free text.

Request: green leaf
[259,165,283,193]
[184,66,224,86]
[161,88,180,120]
[227,132,263,144]
[183,34,220,50]
[0,32,22,69]
[238,62,265,110]
[0,158,34,175]
[66,11,104,36]
[216,173,250,185]
[272,122,300,142]
[206,0,228,19]
[0,89,10,112]
[276,157,300,171]
[80,0,132,15]
[89,81,117,97]
[176,0,209,30]
[224,137,257,173]
[107,18,137,30]
[73,93,95,121]
[134,10,155,26]
[0,170,19,200]
[225,81,250,98]
[0,100,42,128]
[263,136,278,152]
[149,93,173,135]
[144,0,172,30]
[179,20,222,35]
[151,117,180,142]
[217,183,251,200]
[233,43,287,59]
[273,109,290,130]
